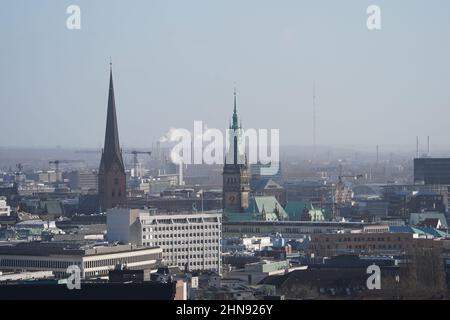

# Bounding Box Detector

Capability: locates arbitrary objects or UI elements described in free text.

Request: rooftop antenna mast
[427,136,430,157]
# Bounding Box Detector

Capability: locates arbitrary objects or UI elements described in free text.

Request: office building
[308,227,444,257]
[414,158,450,185]
[0,242,162,279]
[107,208,222,273]
[68,170,98,192]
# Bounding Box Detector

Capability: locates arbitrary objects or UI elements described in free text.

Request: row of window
[163,247,219,254]
[175,246,218,252]
[150,232,220,238]
[225,177,241,184]
[145,225,220,232]
[84,253,160,269]
[164,253,219,259]
[227,226,386,235]
[283,228,323,234]
[167,261,217,267]
[318,236,408,242]
[170,261,218,267]
[312,243,416,250]
[0,259,80,269]
[149,239,219,246]
[144,242,220,252]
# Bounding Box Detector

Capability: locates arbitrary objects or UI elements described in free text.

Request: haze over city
[1,0,449,148]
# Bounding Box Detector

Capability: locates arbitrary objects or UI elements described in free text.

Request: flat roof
[0,242,160,257]
[223,220,367,227]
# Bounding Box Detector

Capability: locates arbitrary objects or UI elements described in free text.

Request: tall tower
[222,89,250,213]
[98,63,126,211]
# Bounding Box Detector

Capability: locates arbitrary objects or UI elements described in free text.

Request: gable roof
[251,178,284,192]
[389,225,449,238]
[246,196,289,221]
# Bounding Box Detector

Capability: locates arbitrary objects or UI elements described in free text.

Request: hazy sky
[0,0,449,149]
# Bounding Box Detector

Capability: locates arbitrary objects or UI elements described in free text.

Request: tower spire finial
[234,87,237,113]
[109,56,112,70]
[232,87,239,130]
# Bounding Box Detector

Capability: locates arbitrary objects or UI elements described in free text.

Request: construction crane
[332,165,363,221]
[75,149,152,178]
[124,151,152,179]
[48,160,84,183]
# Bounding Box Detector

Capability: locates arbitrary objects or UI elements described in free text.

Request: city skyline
[2,1,450,303]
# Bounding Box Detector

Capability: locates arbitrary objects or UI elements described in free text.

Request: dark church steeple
[98,63,127,211]
[102,63,125,172]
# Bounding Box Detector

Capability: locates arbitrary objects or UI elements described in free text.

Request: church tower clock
[222,89,250,213]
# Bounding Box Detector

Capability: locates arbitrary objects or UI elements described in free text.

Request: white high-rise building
[0,197,10,216]
[107,208,222,274]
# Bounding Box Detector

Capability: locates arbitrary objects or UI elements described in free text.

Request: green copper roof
[308,209,325,221]
[284,201,327,221]
[284,201,313,220]
[247,196,289,221]
[418,227,448,237]
[389,225,446,237]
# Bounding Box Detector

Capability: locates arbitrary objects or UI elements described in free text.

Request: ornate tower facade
[222,89,250,213]
[98,64,127,211]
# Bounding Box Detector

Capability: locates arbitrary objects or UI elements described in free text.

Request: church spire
[232,88,239,131]
[99,62,127,211]
[102,63,124,171]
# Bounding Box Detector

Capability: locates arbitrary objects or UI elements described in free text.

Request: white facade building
[222,236,273,252]
[107,208,222,274]
[0,242,162,279]
[0,197,10,216]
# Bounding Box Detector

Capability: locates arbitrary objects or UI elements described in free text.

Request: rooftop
[0,241,159,257]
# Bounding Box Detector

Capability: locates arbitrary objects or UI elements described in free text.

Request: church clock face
[226,193,237,205]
